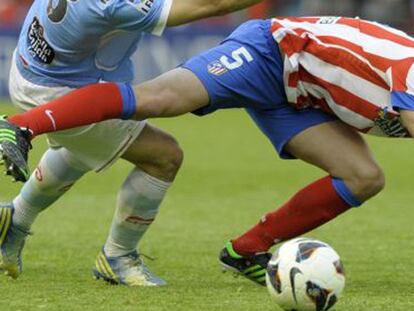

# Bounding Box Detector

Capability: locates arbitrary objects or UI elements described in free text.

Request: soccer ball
[266,238,345,311]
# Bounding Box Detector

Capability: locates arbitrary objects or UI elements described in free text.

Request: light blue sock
[13,148,90,230]
[104,169,171,257]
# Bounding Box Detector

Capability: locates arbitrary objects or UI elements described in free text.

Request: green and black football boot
[219,241,271,286]
[0,116,32,182]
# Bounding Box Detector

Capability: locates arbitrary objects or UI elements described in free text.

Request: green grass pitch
[0,102,414,311]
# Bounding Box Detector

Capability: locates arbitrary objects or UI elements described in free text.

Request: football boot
[219,241,271,286]
[0,115,32,182]
[0,203,30,279]
[93,248,166,286]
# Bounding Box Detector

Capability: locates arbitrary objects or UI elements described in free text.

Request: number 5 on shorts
[220,47,254,70]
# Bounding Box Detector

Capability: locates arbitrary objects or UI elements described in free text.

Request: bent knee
[141,135,184,181]
[346,165,385,201]
[161,137,184,176]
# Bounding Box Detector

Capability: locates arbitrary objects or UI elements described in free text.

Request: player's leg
[232,121,383,251]
[2,116,182,284]
[222,109,384,285]
[2,53,181,283]
[0,62,94,278]
[13,148,90,230]
[42,119,183,286]
[94,124,183,286]
[0,147,90,278]
[95,20,281,286]
[285,121,384,201]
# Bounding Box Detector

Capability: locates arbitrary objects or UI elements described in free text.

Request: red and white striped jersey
[271,16,414,137]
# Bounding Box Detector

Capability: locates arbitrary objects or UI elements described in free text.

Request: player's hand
[400,109,414,137]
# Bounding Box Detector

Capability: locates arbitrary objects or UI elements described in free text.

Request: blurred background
[1,0,414,98]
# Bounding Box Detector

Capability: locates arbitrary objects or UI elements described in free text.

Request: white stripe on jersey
[303,82,374,130]
[300,52,389,109]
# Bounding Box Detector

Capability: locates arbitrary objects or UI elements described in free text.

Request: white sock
[13,148,89,230]
[104,169,171,257]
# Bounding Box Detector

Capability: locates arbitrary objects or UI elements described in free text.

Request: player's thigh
[285,121,378,177]
[135,68,210,119]
[121,124,183,181]
[285,121,384,199]
[247,106,384,200]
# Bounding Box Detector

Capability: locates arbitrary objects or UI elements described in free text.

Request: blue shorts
[182,19,337,159]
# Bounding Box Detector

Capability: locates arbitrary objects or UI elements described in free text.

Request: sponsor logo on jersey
[27,17,55,64]
[207,60,228,76]
[128,0,154,14]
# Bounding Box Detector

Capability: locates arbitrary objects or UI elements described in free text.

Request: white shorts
[8,54,146,172]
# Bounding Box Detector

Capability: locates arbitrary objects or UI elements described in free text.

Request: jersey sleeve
[107,0,173,36]
[390,60,414,111]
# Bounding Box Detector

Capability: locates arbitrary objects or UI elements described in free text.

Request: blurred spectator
[0,0,31,28]
[298,0,411,31]
[248,0,302,18]
[246,0,412,32]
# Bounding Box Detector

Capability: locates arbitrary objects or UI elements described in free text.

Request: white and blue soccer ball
[266,238,345,311]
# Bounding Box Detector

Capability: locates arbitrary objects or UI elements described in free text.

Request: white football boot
[93,248,166,286]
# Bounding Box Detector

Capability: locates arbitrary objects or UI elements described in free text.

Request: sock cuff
[226,241,243,259]
[117,83,137,120]
[129,169,172,193]
[331,177,362,207]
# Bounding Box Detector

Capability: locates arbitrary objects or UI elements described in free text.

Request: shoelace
[124,255,154,279]
[140,253,156,261]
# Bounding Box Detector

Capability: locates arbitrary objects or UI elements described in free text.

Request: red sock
[232,176,352,256]
[8,83,128,138]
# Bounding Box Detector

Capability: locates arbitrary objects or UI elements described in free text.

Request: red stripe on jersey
[271,20,288,33]
[288,72,299,88]
[275,28,311,57]
[391,58,414,92]
[315,36,395,72]
[274,22,397,72]
[279,33,389,89]
[337,18,414,48]
[297,70,381,120]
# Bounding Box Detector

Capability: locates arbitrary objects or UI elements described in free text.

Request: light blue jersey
[16,0,172,87]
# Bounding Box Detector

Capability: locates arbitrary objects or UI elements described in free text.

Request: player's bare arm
[167,0,264,26]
